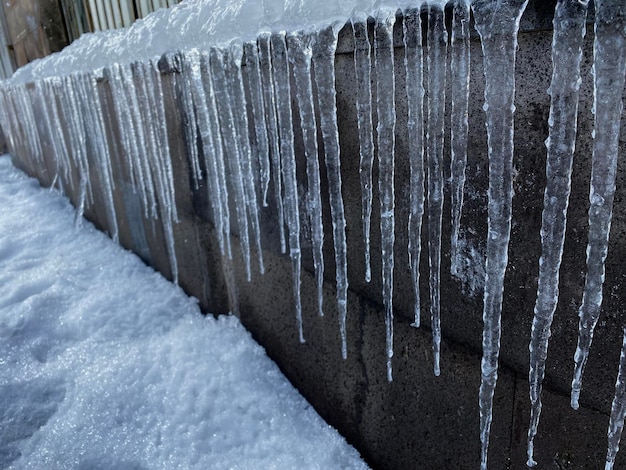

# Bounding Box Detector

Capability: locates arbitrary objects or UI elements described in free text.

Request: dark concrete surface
[6,4,626,469]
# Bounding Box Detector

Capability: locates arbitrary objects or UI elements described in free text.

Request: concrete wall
[6,2,626,468]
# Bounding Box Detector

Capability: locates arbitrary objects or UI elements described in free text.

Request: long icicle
[258,32,287,254]
[606,328,626,470]
[271,32,304,343]
[426,3,447,378]
[210,47,252,281]
[228,44,265,276]
[526,0,589,466]
[287,30,325,318]
[374,10,396,381]
[571,0,626,411]
[471,1,529,468]
[313,24,349,359]
[352,14,375,284]
[404,7,425,330]
[242,41,271,207]
[449,0,471,278]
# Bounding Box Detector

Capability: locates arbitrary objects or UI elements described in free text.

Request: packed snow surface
[0,155,368,470]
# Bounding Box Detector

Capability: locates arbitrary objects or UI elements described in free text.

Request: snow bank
[0,155,368,470]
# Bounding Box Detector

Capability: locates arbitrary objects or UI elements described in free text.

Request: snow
[0,155,368,470]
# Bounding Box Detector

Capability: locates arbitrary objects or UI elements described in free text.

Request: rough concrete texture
[7,4,626,469]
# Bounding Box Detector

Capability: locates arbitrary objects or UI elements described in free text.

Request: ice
[271,32,304,342]
[210,48,253,282]
[449,1,471,278]
[571,0,626,411]
[403,8,425,330]
[402,7,427,329]
[258,32,287,254]
[606,328,626,470]
[287,30,325,318]
[471,1,529,468]
[425,3,447,378]
[526,0,589,466]
[227,45,265,276]
[352,14,375,284]
[242,41,271,207]
[0,155,369,470]
[179,49,232,259]
[374,9,396,382]
[312,24,349,359]
[74,72,119,244]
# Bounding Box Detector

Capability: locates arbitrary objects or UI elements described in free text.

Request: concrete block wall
[6,2,626,468]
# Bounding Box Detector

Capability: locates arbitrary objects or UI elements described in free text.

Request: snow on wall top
[9,0,454,84]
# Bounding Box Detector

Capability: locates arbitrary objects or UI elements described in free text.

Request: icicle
[42,79,73,188]
[287,30,325,318]
[270,32,304,343]
[109,65,141,200]
[374,11,396,381]
[167,54,203,190]
[145,60,179,284]
[242,41,271,207]
[209,47,253,282]
[426,4,447,377]
[352,15,375,284]
[201,52,234,261]
[180,50,231,259]
[76,72,119,243]
[258,33,287,254]
[313,24,349,359]
[571,0,626,411]
[449,1,471,277]
[404,7,425,330]
[606,328,626,470]
[60,75,93,222]
[526,1,589,466]
[471,1,529,468]
[15,85,44,167]
[227,44,265,276]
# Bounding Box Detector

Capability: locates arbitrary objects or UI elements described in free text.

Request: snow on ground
[0,155,368,470]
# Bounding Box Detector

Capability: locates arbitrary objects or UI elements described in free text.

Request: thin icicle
[374,11,396,382]
[426,4,447,377]
[287,30,325,317]
[242,41,271,207]
[258,33,287,254]
[168,54,203,190]
[313,24,349,359]
[35,80,72,189]
[180,50,231,259]
[210,47,252,282]
[144,60,179,284]
[271,32,304,342]
[227,44,265,276]
[526,1,589,466]
[606,328,626,470]
[449,0,471,278]
[471,1,529,468]
[404,7,425,330]
[118,64,159,221]
[352,15,375,284]
[571,0,626,411]
[60,75,93,222]
[76,72,119,243]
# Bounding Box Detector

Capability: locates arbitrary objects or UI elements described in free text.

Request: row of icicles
[0,0,625,468]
